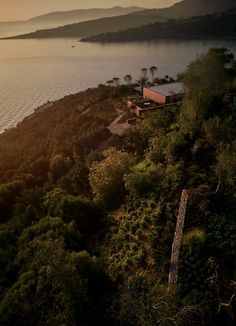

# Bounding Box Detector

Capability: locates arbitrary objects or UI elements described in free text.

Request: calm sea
[1,38,236,133]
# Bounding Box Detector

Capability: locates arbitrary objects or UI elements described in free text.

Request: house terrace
[126,82,185,117]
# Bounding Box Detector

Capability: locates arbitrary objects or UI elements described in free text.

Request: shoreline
[1,95,71,135]
[1,99,59,135]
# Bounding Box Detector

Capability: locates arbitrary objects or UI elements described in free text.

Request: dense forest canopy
[0,48,236,325]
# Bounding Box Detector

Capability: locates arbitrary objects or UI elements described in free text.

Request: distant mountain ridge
[27,6,145,25]
[81,9,236,43]
[2,0,236,39]
[3,14,166,39]
[0,6,145,33]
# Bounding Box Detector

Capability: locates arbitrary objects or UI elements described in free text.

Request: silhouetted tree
[113,77,121,95]
[124,74,133,88]
[137,68,149,97]
[106,80,114,87]
[149,66,158,83]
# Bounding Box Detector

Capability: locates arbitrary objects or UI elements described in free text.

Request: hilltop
[27,6,145,25]
[0,6,145,34]
[133,0,236,18]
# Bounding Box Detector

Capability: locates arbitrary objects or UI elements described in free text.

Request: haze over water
[1,38,236,133]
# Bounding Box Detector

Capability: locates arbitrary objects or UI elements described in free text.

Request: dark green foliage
[0,217,108,326]
[89,148,134,208]
[0,180,27,222]
[44,191,102,236]
[48,154,71,183]
[58,161,90,196]
[0,225,17,298]
[0,85,121,184]
[216,141,236,194]
[12,187,47,231]
[0,49,236,325]
[111,275,203,326]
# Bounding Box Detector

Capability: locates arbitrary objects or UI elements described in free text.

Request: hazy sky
[0,0,178,21]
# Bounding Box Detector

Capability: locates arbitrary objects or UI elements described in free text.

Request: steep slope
[3,14,166,39]
[81,9,236,42]
[133,0,236,18]
[0,49,236,325]
[0,6,145,33]
[3,0,236,40]
[27,6,145,25]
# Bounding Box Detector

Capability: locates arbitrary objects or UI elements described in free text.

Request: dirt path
[81,108,91,116]
[107,115,130,136]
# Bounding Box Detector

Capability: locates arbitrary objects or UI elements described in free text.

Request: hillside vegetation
[81,9,236,43]
[133,0,236,18]
[0,48,236,325]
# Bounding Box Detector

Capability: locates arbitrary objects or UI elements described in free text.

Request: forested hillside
[81,9,236,43]
[133,0,236,18]
[0,48,236,325]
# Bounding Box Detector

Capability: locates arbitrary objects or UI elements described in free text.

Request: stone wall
[168,189,188,288]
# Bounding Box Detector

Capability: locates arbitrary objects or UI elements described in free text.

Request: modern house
[126,82,185,117]
[143,82,184,104]
[126,97,160,116]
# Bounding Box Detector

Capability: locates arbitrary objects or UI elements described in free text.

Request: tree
[48,154,71,183]
[89,148,133,208]
[183,48,234,92]
[215,141,236,194]
[58,162,90,196]
[85,149,102,169]
[106,80,114,87]
[124,160,164,197]
[181,48,235,123]
[0,180,26,222]
[137,76,149,97]
[182,228,206,253]
[146,136,168,164]
[0,215,109,326]
[141,68,148,79]
[0,218,86,326]
[112,77,121,95]
[124,74,133,88]
[149,66,158,83]
[203,116,235,145]
[30,157,49,181]
[43,190,101,236]
[137,68,149,97]
[0,224,17,295]
[113,77,120,87]
[112,276,202,326]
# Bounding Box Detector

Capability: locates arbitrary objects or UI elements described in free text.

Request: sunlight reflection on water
[0,38,236,132]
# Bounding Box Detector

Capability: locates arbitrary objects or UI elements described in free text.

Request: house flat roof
[146,82,184,97]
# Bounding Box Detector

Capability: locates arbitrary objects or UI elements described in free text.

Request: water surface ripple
[1,38,236,133]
